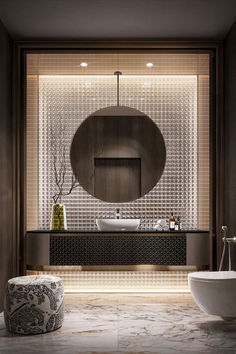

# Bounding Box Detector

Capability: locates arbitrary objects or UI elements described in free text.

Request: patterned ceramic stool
[4,275,64,334]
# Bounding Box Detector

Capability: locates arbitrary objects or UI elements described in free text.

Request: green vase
[50,204,67,230]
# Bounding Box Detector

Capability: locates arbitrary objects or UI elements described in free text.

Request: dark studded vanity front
[26,231,209,270]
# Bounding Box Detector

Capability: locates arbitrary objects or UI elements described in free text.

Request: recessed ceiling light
[146,62,154,67]
[80,62,88,67]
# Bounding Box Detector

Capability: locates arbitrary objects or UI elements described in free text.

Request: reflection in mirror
[70,106,166,203]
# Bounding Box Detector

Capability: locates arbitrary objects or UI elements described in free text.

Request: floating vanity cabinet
[26,231,209,270]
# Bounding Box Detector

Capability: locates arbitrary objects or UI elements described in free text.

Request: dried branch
[50,121,79,204]
[62,175,80,197]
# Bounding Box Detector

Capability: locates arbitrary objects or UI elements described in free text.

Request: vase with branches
[50,124,79,230]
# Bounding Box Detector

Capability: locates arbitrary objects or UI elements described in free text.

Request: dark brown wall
[223,21,236,269]
[0,20,13,311]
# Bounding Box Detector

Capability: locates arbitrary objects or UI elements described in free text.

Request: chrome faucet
[219,226,236,271]
[116,208,121,219]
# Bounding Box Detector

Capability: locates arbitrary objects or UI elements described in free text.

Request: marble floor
[1,293,236,353]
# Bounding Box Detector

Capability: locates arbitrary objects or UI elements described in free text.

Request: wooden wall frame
[12,40,224,276]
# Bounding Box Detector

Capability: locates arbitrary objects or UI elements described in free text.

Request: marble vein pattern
[0,293,236,353]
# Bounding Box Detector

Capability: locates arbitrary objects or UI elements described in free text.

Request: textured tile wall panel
[26,75,38,230]
[38,75,198,230]
[198,75,210,230]
[37,270,190,292]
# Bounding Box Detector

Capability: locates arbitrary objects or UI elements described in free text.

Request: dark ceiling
[0,0,235,40]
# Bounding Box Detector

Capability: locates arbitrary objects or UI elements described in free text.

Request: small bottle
[116,208,121,219]
[179,217,182,230]
[169,212,175,230]
[175,217,180,231]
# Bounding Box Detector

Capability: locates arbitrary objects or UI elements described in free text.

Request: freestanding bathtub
[188,271,236,321]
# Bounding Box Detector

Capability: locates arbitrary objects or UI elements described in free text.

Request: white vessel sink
[96,219,140,231]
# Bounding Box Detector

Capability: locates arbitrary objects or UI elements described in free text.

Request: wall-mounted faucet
[116,208,121,219]
[219,226,236,271]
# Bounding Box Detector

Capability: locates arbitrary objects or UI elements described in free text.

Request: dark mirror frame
[11,41,223,277]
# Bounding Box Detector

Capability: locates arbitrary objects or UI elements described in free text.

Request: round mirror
[70,106,166,203]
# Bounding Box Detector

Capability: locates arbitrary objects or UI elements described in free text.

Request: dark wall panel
[94,158,141,202]
[223,21,236,268]
[0,20,12,311]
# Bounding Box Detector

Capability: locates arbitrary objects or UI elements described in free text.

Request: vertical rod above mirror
[114,71,122,106]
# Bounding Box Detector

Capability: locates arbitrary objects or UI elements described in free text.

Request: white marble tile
[1,294,236,353]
